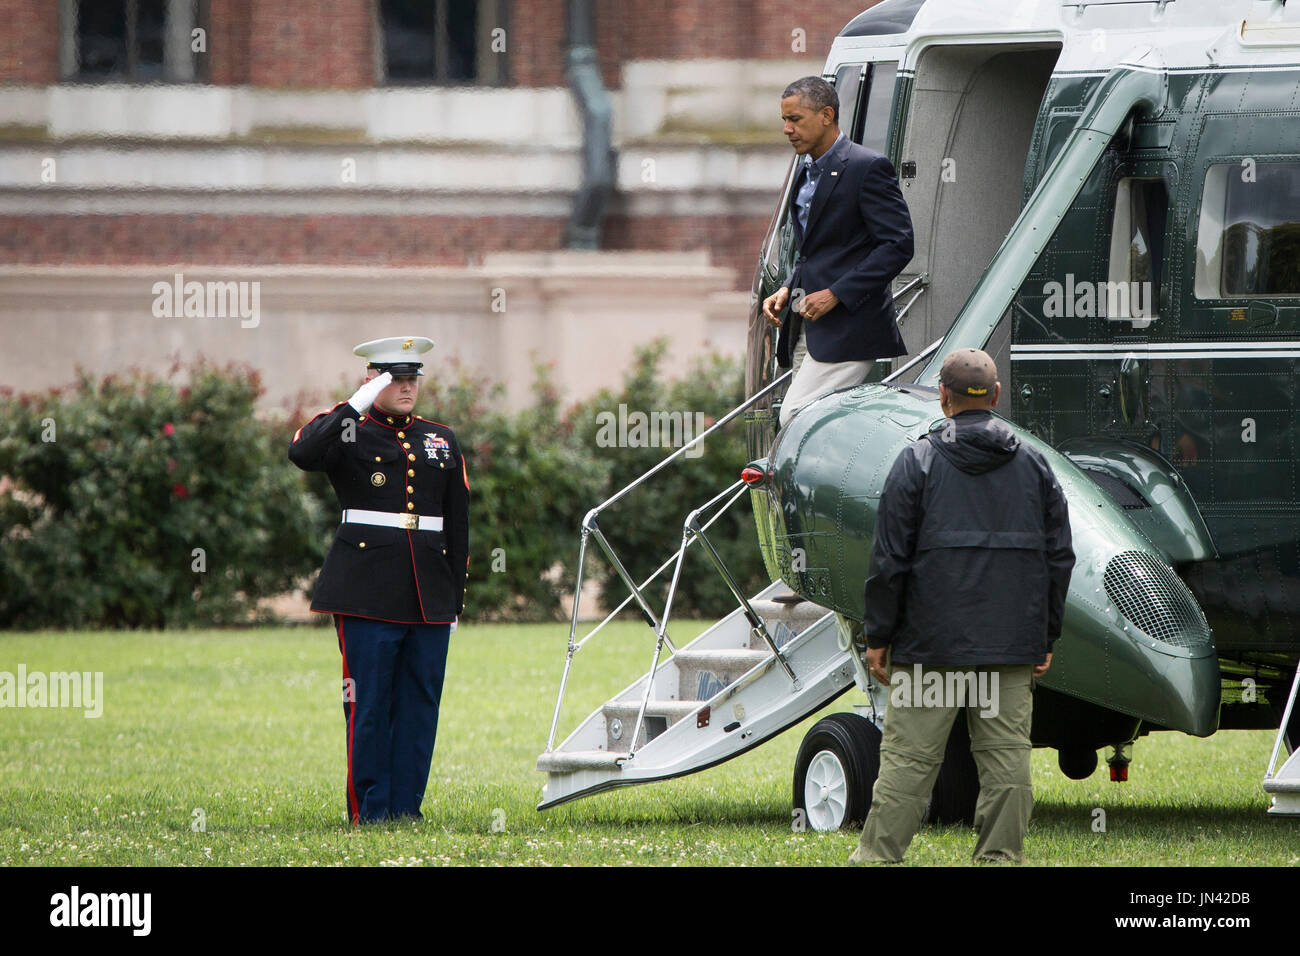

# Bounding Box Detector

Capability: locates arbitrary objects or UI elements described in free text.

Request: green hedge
[0,364,327,628]
[0,350,768,628]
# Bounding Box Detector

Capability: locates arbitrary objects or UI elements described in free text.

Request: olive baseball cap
[939,348,997,398]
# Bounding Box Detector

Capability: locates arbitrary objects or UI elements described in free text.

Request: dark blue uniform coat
[289,402,469,623]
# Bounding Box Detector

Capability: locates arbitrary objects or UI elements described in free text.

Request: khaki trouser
[851,664,1035,864]
[778,325,874,428]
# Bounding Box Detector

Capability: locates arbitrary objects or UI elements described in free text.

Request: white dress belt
[341,509,443,532]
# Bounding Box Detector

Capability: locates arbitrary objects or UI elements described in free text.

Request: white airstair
[534,368,859,809]
[536,334,938,813]
[537,579,861,808]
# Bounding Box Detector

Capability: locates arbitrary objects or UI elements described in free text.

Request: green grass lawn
[0,623,1294,866]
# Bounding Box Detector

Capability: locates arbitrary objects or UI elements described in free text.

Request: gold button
[408,454,415,461]
[359,416,366,422]
[442,548,447,555]
[406,502,414,511]
[403,442,411,449]
[374,456,381,462]
[406,485,414,493]
[387,417,394,424]
[359,542,366,549]
[407,469,414,477]
[397,431,405,439]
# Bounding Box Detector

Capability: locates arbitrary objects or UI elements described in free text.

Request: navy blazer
[777,136,915,366]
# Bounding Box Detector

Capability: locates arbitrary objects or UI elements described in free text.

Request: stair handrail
[686,502,800,683]
[571,485,745,655]
[545,370,792,752]
[1266,664,1300,779]
[625,480,752,760]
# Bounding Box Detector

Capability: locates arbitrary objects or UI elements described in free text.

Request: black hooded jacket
[862,409,1075,665]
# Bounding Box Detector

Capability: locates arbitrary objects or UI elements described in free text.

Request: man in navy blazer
[762,76,915,427]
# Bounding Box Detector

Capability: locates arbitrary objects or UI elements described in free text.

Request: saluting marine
[289,335,469,824]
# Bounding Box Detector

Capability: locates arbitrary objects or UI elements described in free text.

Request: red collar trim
[365,405,413,430]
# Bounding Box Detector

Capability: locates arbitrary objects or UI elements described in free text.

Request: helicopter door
[889,43,1062,390]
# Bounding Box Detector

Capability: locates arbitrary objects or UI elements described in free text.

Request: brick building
[0,0,881,405]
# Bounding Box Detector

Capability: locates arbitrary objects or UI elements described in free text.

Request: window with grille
[378,0,507,86]
[60,0,205,83]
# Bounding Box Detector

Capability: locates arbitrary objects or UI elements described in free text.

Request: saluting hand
[347,371,393,415]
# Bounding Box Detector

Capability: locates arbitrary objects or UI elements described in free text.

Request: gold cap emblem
[402,339,414,350]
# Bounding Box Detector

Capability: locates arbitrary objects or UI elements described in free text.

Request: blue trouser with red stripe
[335,615,452,824]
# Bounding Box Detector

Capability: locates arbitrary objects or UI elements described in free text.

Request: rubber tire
[792,713,882,830]
[925,716,980,826]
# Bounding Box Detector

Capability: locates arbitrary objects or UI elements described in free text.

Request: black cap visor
[369,362,424,378]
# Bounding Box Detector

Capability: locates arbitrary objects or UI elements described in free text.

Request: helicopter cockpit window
[1195,161,1300,298]
[759,155,799,283]
[1107,177,1167,328]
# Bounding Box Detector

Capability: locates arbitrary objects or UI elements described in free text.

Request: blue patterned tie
[796,161,820,233]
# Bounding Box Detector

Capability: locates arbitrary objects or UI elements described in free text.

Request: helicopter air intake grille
[1103,551,1212,650]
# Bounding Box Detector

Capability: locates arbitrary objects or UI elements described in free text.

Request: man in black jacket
[760,76,914,428]
[289,335,469,824]
[849,348,1074,863]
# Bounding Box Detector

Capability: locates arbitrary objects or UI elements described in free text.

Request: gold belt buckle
[401,513,418,531]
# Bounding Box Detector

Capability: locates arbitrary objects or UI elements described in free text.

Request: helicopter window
[1107,178,1167,326]
[1196,161,1300,298]
[833,63,866,139]
[858,62,897,154]
[830,61,897,151]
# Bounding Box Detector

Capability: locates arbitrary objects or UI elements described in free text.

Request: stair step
[603,700,700,721]
[672,648,771,702]
[537,749,627,773]
[750,599,831,623]
[671,649,770,670]
[745,599,833,651]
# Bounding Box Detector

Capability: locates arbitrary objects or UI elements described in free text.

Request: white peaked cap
[352,336,435,375]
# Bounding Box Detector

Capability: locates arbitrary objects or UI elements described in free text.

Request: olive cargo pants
[851,664,1035,863]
